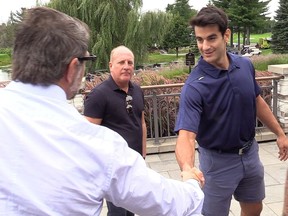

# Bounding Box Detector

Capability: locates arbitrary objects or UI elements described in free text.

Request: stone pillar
[284,169,288,216]
[268,64,288,131]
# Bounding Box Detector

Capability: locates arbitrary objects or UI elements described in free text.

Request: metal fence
[1,74,284,145]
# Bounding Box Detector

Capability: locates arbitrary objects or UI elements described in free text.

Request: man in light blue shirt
[0,6,204,216]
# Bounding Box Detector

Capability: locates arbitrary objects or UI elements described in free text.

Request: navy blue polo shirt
[175,53,261,150]
[83,76,144,154]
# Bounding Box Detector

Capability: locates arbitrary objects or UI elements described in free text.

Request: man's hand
[277,135,288,161]
[181,167,205,188]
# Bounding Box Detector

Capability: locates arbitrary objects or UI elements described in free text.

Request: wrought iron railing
[1,75,284,146]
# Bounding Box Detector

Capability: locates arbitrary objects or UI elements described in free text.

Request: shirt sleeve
[83,89,106,118]
[175,84,202,134]
[104,135,204,215]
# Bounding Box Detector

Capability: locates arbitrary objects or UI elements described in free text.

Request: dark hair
[190,6,228,36]
[12,7,90,85]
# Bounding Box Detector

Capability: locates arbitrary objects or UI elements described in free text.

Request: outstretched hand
[277,135,288,161]
[181,167,205,188]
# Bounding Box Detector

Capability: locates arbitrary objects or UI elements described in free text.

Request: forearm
[108,147,204,216]
[175,130,197,171]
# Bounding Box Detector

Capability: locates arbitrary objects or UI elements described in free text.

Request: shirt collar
[108,75,133,92]
[6,81,67,101]
[197,52,240,78]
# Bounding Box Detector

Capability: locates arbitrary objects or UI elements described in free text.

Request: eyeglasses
[77,54,97,73]
[126,95,133,114]
[77,54,97,62]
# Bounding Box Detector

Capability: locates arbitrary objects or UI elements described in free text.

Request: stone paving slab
[99,141,287,216]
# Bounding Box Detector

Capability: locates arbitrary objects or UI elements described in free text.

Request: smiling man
[174,5,288,216]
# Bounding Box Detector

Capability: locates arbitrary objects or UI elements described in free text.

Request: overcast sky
[0,0,279,24]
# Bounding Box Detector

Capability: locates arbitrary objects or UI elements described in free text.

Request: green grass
[146,53,185,64]
[159,67,190,79]
[0,54,11,67]
[233,32,272,44]
[251,54,288,71]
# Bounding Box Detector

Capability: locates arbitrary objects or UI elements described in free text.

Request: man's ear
[109,61,112,71]
[65,58,79,84]
[224,28,231,44]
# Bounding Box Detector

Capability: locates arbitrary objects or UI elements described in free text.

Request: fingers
[181,167,205,188]
[276,136,288,161]
[279,148,288,161]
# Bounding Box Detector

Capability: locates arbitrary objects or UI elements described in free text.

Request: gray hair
[12,7,90,85]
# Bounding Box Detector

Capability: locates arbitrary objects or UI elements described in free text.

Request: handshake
[181,167,205,188]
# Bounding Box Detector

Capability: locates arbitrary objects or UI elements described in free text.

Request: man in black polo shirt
[83,45,146,216]
[174,6,288,216]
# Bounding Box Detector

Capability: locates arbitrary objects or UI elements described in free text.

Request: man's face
[109,48,134,85]
[195,24,230,68]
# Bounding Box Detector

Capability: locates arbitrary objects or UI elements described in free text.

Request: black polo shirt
[84,76,144,154]
[175,53,261,150]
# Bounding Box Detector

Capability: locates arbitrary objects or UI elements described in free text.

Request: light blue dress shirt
[0,81,204,215]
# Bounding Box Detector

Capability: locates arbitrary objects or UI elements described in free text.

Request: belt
[210,139,254,155]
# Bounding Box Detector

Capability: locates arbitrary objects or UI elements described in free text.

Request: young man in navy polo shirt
[175,5,288,216]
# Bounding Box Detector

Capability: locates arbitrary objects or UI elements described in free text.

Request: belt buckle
[238,147,244,155]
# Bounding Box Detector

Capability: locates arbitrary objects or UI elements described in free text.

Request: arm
[256,95,288,161]
[176,130,197,170]
[141,111,147,158]
[175,129,205,186]
[85,116,102,125]
[106,136,204,216]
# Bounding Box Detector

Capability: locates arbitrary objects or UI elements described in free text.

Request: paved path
[100,141,287,216]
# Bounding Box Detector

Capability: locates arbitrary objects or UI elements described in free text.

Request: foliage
[147,53,184,64]
[141,11,173,49]
[162,0,197,57]
[212,0,271,46]
[158,64,189,81]
[0,8,28,48]
[47,0,140,69]
[0,48,12,57]
[47,0,173,70]
[271,0,288,54]
[189,30,200,56]
[240,32,271,44]
[0,54,11,66]
[250,54,288,71]
[166,0,197,20]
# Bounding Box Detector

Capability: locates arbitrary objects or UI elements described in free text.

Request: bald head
[110,46,134,62]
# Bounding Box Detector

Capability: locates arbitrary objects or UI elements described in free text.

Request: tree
[140,11,172,49]
[0,8,26,48]
[271,0,288,54]
[189,30,199,56]
[162,0,197,56]
[166,0,195,20]
[0,1,177,69]
[48,0,144,69]
[162,15,191,57]
[212,0,271,49]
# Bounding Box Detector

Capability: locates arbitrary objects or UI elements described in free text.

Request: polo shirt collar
[198,52,240,78]
[108,75,134,92]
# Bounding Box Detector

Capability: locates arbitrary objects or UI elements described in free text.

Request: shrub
[251,54,288,71]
